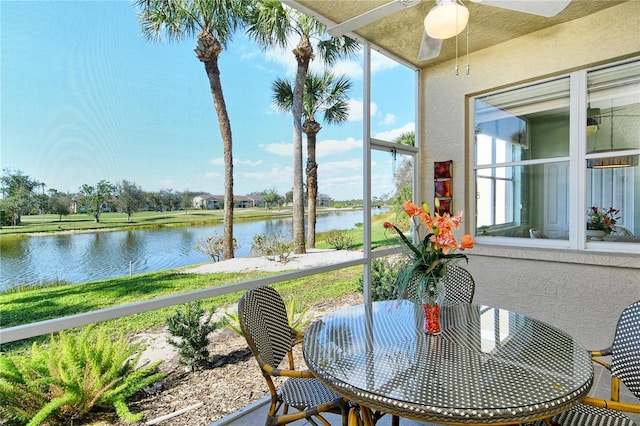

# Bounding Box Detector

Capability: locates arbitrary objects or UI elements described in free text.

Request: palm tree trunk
[292,37,312,254]
[304,122,320,249]
[197,32,234,260]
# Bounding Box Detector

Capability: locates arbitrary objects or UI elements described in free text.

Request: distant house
[191,194,266,209]
[192,194,223,210]
[316,195,331,207]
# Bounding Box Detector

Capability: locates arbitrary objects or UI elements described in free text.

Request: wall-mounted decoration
[434,160,453,215]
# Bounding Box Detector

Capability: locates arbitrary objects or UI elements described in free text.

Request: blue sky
[1,1,415,201]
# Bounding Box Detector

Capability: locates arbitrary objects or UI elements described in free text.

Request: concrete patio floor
[210,361,640,426]
[210,396,439,426]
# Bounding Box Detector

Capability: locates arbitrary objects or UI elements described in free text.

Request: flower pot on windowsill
[587,229,607,241]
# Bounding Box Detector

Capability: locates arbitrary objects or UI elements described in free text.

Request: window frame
[470,58,640,253]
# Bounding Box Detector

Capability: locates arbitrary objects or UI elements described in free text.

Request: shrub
[323,229,354,250]
[166,301,221,370]
[357,258,399,301]
[250,232,293,263]
[0,326,164,425]
[194,233,237,262]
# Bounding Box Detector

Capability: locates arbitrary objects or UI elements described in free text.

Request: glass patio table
[302,301,594,425]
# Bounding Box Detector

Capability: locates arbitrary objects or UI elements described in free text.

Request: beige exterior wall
[419,2,640,349]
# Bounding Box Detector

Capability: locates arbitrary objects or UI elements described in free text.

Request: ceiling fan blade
[328,0,420,37]
[470,0,571,17]
[417,32,443,61]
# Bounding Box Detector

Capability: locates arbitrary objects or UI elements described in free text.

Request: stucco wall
[419,2,640,350]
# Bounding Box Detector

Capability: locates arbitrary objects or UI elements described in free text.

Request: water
[0,209,374,291]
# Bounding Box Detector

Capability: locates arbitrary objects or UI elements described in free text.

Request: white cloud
[204,171,222,180]
[321,158,362,173]
[317,137,362,158]
[210,157,263,167]
[262,142,293,157]
[380,113,396,126]
[242,165,293,185]
[331,59,363,79]
[236,159,263,167]
[371,51,400,73]
[159,179,174,188]
[374,122,415,142]
[347,99,378,122]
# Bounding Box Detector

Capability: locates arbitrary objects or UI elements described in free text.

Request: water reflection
[0,209,376,291]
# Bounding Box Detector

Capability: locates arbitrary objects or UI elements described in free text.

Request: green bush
[323,229,354,250]
[0,326,164,425]
[166,301,221,370]
[357,258,399,301]
[194,233,237,262]
[250,232,293,263]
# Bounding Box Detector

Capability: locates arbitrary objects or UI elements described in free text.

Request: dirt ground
[83,292,363,426]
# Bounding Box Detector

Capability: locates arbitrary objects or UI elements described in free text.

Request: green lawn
[1,208,301,235]
[0,209,402,352]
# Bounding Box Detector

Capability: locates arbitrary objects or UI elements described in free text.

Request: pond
[0,209,377,291]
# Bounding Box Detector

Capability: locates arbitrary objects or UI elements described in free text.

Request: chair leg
[348,406,362,426]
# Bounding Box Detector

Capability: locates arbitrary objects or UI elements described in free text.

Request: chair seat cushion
[280,378,343,410]
[544,403,636,426]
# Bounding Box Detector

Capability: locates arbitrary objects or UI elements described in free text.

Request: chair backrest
[529,228,548,239]
[400,264,475,306]
[611,300,640,400]
[441,264,476,306]
[238,286,294,371]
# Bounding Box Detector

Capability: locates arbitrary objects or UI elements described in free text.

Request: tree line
[0,168,314,227]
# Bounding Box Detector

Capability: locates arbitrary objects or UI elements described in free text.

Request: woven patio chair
[238,286,350,426]
[531,300,640,426]
[399,264,475,305]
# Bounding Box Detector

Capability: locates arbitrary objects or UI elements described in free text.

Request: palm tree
[272,71,352,248]
[135,0,253,260]
[246,1,359,254]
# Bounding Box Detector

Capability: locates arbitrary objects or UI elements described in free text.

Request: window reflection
[586,62,640,240]
[473,59,640,244]
[480,307,511,353]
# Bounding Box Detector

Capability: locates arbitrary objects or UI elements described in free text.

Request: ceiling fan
[327,0,572,61]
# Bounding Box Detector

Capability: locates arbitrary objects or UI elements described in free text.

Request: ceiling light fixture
[587,106,638,169]
[424,0,469,40]
[587,152,639,168]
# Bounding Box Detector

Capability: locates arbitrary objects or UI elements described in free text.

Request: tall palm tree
[272,71,352,248]
[135,0,253,260]
[246,1,359,254]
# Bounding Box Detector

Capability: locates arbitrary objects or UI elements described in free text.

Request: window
[472,59,640,249]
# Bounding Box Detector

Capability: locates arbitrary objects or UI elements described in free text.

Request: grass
[0,267,363,353]
[0,208,303,235]
[0,209,402,353]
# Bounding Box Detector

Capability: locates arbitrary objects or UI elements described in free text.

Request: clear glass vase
[421,277,445,335]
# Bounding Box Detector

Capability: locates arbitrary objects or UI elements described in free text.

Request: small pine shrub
[250,232,293,263]
[323,229,353,250]
[0,325,164,426]
[357,258,399,301]
[166,301,220,370]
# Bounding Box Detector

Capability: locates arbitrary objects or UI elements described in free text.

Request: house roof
[289,0,629,69]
